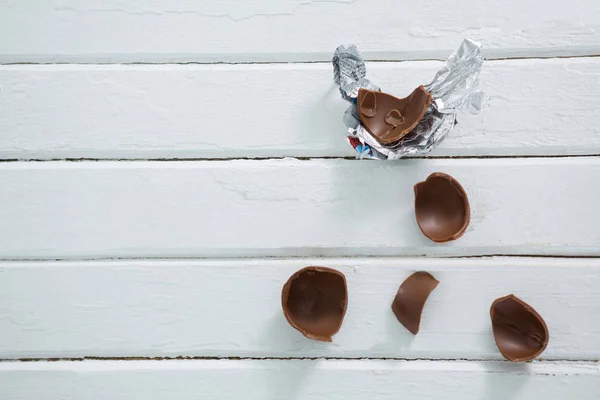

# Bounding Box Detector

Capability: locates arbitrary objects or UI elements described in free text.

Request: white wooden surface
[1,58,599,159]
[1,0,599,63]
[1,360,599,400]
[0,158,598,259]
[1,258,599,360]
[2,0,600,398]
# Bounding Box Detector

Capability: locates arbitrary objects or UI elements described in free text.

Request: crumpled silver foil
[332,39,485,159]
[332,45,380,101]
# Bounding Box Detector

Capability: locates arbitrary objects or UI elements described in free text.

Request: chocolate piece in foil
[358,86,432,145]
[332,39,485,159]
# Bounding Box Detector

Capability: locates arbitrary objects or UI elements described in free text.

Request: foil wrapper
[332,45,380,101]
[332,39,485,159]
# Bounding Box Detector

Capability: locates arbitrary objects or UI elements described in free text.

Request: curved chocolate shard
[281,266,348,342]
[357,86,432,145]
[490,294,549,362]
[391,271,439,335]
[414,172,470,243]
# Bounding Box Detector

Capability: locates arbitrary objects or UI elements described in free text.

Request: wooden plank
[1,257,599,359]
[1,0,599,63]
[1,360,598,400]
[1,58,599,159]
[0,158,598,259]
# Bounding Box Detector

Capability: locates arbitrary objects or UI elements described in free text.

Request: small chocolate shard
[281,266,348,342]
[490,294,549,362]
[414,172,470,243]
[391,271,439,335]
[360,90,377,117]
[357,86,432,145]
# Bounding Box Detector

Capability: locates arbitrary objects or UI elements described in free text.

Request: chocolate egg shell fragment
[490,294,549,362]
[414,172,470,243]
[391,271,439,335]
[357,86,432,145]
[281,266,348,342]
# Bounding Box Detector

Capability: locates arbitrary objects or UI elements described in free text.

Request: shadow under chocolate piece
[414,172,470,243]
[281,266,348,342]
[490,294,549,362]
[357,86,432,145]
[391,271,439,335]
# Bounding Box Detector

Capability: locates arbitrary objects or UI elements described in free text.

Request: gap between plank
[1,154,600,163]
[2,53,600,66]
[1,254,599,262]
[3,356,598,363]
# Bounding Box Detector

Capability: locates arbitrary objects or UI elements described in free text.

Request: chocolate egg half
[281,266,348,342]
[414,172,470,243]
[490,294,549,362]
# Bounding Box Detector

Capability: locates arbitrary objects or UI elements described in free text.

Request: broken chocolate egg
[357,86,432,145]
[490,294,549,362]
[391,271,439,335]
[281,266,348,342]
[414,172,470,243]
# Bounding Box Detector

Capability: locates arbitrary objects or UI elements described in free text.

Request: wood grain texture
[1,0,599,63]
[0,158,598,259]
[1,58,599,159]
[1,360,599,400]
[1,257,599,359]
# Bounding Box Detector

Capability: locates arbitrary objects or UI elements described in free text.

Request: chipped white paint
[0,158,598,259]
[1,360,599,400]
[1,258,599,360]
[1,58,599,159]
[1,0,599,62]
